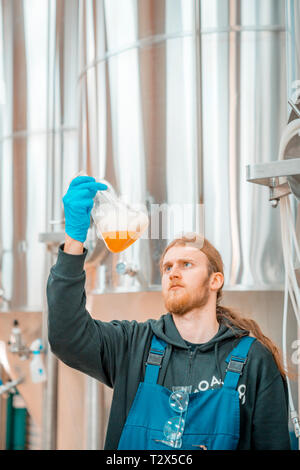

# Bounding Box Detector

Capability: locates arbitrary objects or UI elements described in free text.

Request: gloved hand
[63,175,107,243]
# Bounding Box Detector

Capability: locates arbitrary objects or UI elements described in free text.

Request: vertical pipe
[84,268,104,449]
[228,0,242,285]
[40,0,58,450]
[41,249,58,450]
[285,2,300,449]
[85,376,101,449]
[194,0,204,215]
[41,0,79,449]
[41,349,58,450]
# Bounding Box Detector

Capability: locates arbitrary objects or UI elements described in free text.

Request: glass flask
[91,179,149,253]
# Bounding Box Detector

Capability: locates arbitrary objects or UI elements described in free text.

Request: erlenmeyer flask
[91,179,149,253]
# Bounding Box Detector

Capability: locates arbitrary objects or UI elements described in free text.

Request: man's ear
[210,272,224,292]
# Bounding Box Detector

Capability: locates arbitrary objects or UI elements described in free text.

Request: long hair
[159,233,290,379]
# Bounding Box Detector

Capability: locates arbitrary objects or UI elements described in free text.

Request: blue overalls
[118,334,255,450]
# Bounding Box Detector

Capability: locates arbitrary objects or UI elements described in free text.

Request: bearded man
[47,176,291,450]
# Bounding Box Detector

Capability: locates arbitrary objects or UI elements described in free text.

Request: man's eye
[184,262,192,267]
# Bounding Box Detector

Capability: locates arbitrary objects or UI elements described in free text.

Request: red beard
[163,276,210,316]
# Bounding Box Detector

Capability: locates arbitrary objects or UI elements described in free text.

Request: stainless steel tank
[0,0,291,307]
[79,0,287,292]
[1,0,299,451]
[285,0,300,202]
[0,0,79,312]
[0,0,80,450]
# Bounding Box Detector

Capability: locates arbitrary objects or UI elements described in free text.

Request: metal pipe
[40,0,79,450]
[194,0,204,214]
[85,376,101,450]
[41,347,58,450]
[41,246,58,450]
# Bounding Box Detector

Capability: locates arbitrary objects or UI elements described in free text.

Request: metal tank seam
[0,127,78,143]
[77,25,284,83]
[77,30,194,83]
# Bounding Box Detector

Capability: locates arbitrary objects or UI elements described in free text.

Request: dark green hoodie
[47,246,291,450]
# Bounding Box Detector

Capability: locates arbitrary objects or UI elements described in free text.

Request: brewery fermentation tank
[79,0,287,293]
[0,0,298,451]
[0,0,79,312]
[284,0,300,201]
[0,0,289,312]
[0,0,80,450]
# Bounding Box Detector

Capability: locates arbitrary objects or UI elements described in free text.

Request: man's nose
[169,265,181,278]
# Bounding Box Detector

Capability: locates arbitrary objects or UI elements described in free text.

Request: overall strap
[223,336,256,390]
[144,334,168,384]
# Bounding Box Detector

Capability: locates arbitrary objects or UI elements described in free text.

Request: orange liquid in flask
[101,230,141,253]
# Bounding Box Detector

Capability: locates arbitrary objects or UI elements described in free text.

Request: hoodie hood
[149,312,249,352]
[150,313,251,393]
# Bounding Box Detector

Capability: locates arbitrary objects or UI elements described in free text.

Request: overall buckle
[227,355,247,375]
[146,349,164,367]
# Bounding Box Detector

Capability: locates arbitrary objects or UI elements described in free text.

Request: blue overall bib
[118,334,255,450]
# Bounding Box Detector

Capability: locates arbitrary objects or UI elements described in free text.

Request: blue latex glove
[63,175,107,243]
